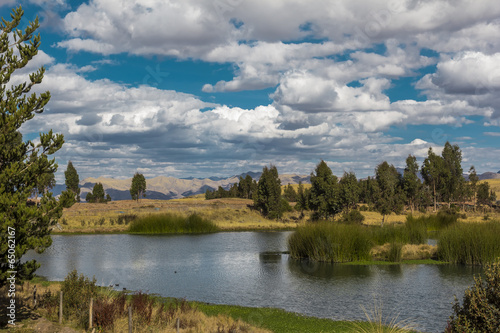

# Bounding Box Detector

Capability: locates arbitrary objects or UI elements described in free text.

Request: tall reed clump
[370,220,427,246]
[437,222,500,265]
[406,211,458,232]
[128,213,219,234]
[288,222,372,262]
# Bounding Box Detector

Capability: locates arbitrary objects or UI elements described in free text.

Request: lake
[24,232,479,332]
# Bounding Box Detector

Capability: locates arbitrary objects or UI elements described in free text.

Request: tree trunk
[381,215,385,227]
[433,182,437,212]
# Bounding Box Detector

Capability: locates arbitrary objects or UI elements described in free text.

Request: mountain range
[50,170,500,202]
[51,172,311,201]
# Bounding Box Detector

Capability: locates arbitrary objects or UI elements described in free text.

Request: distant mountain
[50,172,311,201]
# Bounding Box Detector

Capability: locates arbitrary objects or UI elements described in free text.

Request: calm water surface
[25,232,478,332]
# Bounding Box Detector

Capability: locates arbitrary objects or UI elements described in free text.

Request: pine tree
[130,172,146,201]
[339,171,359,211]
[64,161,80,203]
[86,183,107,203]
[0,7,65,285]
[254,165,283,219]
[309,160,341,220]
[283,183,298,202]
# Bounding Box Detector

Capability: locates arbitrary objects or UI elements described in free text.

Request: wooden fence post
[176,318,180,333]
[33,285,37,308]
[59,291,63,324]
[89,297,93,329]
[128,306,132,333]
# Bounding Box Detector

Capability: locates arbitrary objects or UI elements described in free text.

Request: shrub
[341,209,365,225]
[117,214,137,225]
[61,270,97,328]
[446,260,500,332]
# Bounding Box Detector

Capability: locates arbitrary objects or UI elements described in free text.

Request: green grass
[342,259,448,265]
[288,221,428,263]
[406,212,458,232]
[128,213,219,234]
[437,221,500,265]
[288,222,372,262]
[196,302,368,333]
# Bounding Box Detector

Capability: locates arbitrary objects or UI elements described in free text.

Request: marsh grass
[406,211,458,232]
[437,221,500,265]
[128,213,219,234]
[288,222,372,262]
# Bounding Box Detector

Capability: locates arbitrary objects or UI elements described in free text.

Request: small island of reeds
[128,213,219,234]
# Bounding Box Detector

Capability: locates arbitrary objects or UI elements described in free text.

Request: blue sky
[3,0,500,181]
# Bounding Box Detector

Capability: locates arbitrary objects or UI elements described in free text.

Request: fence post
[59,291,63,324]
[33,285,37,308]
[128,306,132,333]
[176,318,180,333]
[89,297,93,329]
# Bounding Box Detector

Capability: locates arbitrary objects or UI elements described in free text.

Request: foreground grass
[3,277,417,333]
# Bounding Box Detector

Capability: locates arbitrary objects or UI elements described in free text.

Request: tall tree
[283,183,298,202]
[254,165,283,219]
[421,147,444,212]
[64,161,80,202]
[441,142,464,206]
[86,183,108,203]
[403,155,421,214]
[309,160,341,220]
[339,171,359,211]
[0,7,65,285]
[295,181,309,212]
[468,166,479,211]
[375,161,403,226]
[130,172,146,201]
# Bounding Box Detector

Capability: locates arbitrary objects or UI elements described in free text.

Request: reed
[437,221,500,265]
[369,221,426,246]
[406,212,458,232]
[288,222,372,262]
[128,213,219,234]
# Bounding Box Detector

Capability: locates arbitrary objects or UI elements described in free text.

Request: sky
[2,0,500,181]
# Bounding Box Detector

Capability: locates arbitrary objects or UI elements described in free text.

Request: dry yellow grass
[370,244,437,261]
[7,281,270,333]
[480,178,500,199]
[59,198,305,233]
[359,211,408,226]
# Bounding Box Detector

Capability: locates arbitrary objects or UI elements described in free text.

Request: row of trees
[207,142,497,222]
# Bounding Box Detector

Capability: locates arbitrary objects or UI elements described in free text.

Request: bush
[61,270,97,328]
[341,209,365,225]
[446,260,500,332]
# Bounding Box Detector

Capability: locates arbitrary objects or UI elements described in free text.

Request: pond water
[25,232,479,332]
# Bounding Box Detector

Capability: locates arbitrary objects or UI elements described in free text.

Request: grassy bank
[128,213,219,234]
[437,221,500,265]
[3,274,417,333]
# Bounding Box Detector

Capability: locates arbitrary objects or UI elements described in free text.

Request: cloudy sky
[3,0,500,181]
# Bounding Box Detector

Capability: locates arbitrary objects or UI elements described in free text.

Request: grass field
[57,194,500,233]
